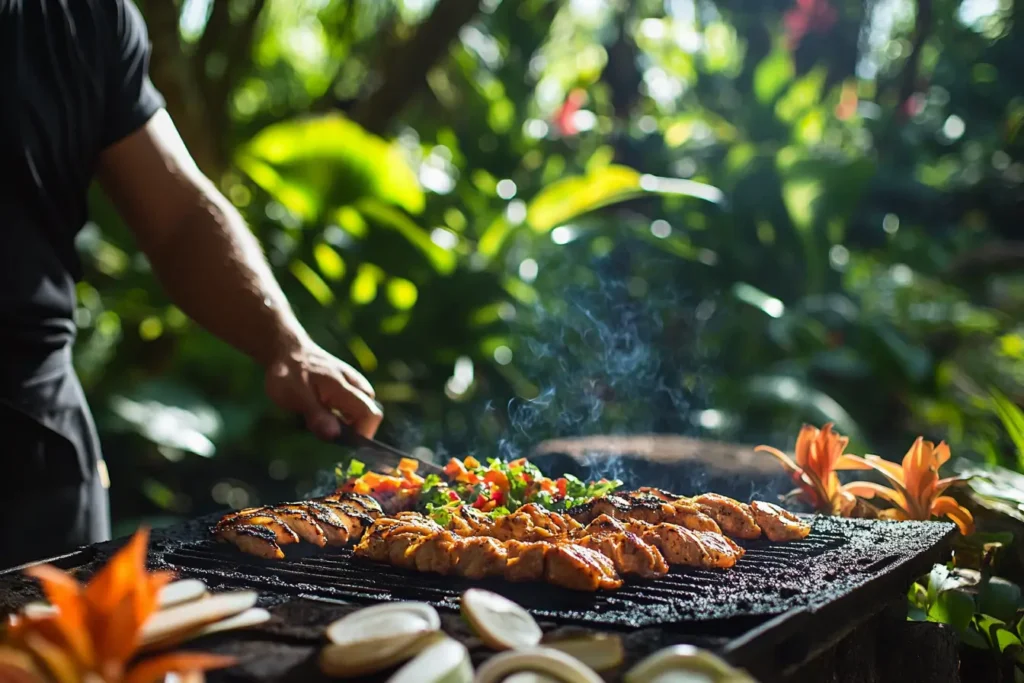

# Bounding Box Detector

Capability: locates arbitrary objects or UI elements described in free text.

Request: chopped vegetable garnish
[335,455,623,522]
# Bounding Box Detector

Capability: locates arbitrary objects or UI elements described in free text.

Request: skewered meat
[214,523,284,560]
[576,515,669,578]
[635,488,811,541]
[750,501,812,541]
[454,536,508,579]
[270,505,328,547]
[569,495,722,534]
[215,511,299,547]
[690,493,763,540]
[488,505,581,541]
[324,491,384,518]
[622,520,743,569]
[505,540,622,591]
[447,505,493,536]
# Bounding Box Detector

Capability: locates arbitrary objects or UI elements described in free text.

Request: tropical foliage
[67,0,1024,532]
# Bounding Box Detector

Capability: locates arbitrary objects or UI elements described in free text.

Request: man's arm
[96,109,382,439]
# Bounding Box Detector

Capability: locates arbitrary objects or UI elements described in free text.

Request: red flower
[553,89,587,137]
[784,0,838,50]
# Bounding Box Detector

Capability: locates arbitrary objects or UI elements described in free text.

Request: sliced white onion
[388,637,474,683]
[545,633,624,671]
[473,647,603,683]
[502,673,563,683]
[461,589,542,651]
[624,645,757,683]
[320,630,444,679]
[326,601,441,647]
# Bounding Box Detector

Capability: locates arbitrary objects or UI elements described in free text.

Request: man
[0,0,382,568]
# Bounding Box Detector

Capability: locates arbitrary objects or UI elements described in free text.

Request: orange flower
[841,438,974,535]
[755,423,864,514]
[2,528,235,683]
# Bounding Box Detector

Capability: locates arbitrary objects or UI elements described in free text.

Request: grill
[126,512,955,681]
[0,511,957,682]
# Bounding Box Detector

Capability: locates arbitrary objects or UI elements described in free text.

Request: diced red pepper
[556,478,567,497]
[523,474,533,485]
[493,489,505,505]
[472,494,488,509]
[447,490,460,502]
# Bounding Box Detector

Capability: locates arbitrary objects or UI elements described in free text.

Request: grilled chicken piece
[411,531,461,574]
[576,515,668,578]
[570,495,722,534]
[623,492,723,533]
[750,501,811,541]
[354,515,441,562]
[691,493,762,540]
[630,522,709,568]
[487,503,582,541]
[505,540,623,591]
[296,501,355,545]
[216,511,300,546]
[453,536,508,579]
[271,504,328,547]
[622,520,743,569]
[324,491,383,518]
[214,523,285,560]
[547,544,622,591]
[447,505,493,536]
[318,500,375,541]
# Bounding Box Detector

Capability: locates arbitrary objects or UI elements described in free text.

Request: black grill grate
[158,515,953,630]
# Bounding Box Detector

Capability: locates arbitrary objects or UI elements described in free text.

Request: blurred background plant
[74,0,1024,535]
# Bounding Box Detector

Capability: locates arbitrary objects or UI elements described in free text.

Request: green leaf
[525,165,723,233]
[238,114,425,219]
[744,374,864,443]
[979,578,1024,623]
[928,564,979,604]
[754,49,794,104]
[290,260,335,306]
[991,388,1024,470]
[976,614,1024,653]
[927,589,976,633]
[354,199,457,274]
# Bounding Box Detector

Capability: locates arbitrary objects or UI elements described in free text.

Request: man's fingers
[314,375,383,439]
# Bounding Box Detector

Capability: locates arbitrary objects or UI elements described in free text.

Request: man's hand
[264,342,382,439]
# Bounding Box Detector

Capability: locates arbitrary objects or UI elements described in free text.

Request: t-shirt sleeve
[100,0,166,149]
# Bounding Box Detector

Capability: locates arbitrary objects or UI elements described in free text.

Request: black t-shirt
[0,0,164,389]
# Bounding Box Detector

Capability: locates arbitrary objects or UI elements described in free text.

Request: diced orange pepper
[539,478,557,494]
[464,456,481,470]
[444,458,467,478]
[397,458,419,473]
[509,458,527,468]
[483,470,509,491]
[483,499,497,512]
[457,471,481,485]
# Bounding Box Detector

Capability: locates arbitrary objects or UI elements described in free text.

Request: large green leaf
[237,114,425,221]
[744,374,864,442]
[754,48,794,104]
[354,199,457,275]
[525,165,723,233]
[991,388,1024,469]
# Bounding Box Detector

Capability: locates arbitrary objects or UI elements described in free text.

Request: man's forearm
[144,190,309,368]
